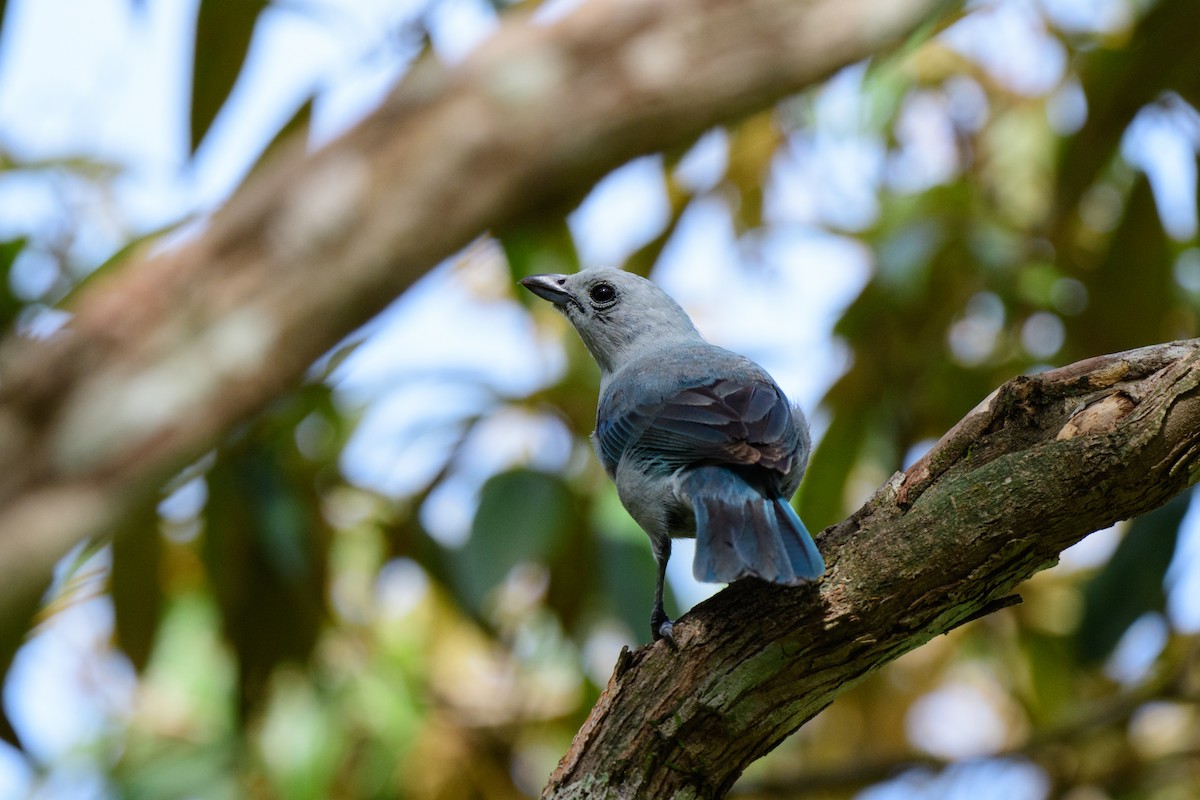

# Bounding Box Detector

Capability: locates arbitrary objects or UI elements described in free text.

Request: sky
[0,0,1196,798]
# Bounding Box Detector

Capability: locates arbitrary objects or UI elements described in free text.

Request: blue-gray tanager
[521,267,824,643]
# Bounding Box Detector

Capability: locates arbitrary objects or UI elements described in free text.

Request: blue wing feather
[594,346,824,586]
[596,372,799,478]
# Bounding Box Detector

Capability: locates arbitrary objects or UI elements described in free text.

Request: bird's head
[520,267,702,374]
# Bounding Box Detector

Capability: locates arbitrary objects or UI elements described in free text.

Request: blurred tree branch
[737,637,1200,797]
[0,0,954,626]
[543,341,1200,798]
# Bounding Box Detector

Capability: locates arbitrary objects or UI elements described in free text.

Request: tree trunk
[542,341,1200,798]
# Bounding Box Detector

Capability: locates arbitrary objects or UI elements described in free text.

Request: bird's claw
[652,617,676,648]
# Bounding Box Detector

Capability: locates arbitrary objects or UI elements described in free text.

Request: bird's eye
[589,282,616,305]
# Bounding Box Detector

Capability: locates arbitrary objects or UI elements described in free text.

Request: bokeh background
[3,0,1200,797]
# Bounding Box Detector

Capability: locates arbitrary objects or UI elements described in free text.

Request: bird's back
[595,342,808,497]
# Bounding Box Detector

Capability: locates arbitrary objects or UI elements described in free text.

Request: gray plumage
[520,267,824,643]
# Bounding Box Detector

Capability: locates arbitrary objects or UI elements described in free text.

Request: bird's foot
[651,614,676,648]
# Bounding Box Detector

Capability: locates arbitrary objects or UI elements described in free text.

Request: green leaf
[0,237,27,330]
[57,220,186,311]
[203,399,332,718]
[454,469,574,619]
[1055,0,1200,224]
[723,112,780,233]
[545,493,598,633]
[111,501,164,672]
[1061,177,1174,363]
[624,162,689,278]
[190,0,270,154]
[247,95,312,178]
[500,218,579,298]
[0,575,46,750]
[597,534,674,643]
[1017,629,1078,723]
[798,410,869,533]
[1075,490,1189,664]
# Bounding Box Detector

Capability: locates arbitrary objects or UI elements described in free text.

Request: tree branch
[0,0,952,617]
[542,340,1200,798]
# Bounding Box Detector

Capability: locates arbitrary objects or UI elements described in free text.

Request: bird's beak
[519,274,573,307]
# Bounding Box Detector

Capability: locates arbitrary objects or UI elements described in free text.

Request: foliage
[2,0,1200,798]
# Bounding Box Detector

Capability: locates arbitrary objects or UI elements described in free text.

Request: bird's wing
[596,376,798,476]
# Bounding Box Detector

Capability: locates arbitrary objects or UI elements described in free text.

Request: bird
[520,267,824,644]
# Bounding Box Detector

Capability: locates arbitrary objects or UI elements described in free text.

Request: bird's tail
[681,465,825,586]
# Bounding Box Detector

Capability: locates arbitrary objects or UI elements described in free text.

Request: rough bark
[542,341,1200,799]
